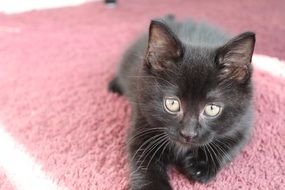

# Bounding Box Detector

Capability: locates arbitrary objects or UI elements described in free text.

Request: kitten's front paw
[187,160,216,183]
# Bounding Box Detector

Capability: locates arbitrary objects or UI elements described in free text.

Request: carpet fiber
[0,0,284,190]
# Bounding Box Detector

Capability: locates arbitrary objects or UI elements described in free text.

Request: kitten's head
[138,20,255,148]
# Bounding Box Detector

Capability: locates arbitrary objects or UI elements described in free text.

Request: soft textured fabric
[0,170,14,190]
[0,0,284,190]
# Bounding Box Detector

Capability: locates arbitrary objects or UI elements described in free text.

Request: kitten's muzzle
[179,128,198,143]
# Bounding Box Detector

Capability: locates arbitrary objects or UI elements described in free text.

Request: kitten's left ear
[216,32,256,83]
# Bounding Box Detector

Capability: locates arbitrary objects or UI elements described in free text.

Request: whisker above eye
[127,75,177,88]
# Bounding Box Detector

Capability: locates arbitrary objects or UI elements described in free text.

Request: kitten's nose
[180,128,198,143]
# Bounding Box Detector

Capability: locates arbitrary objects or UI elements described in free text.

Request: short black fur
[109,16,255,190]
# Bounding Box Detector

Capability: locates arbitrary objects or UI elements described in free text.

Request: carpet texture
[0,171,14,190]
[0,0,284,190]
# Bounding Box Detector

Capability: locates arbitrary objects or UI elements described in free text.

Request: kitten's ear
[216,32,255,83]
[145,20,183,70]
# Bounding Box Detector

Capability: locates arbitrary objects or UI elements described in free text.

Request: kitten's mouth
[176,139,212,149]
[169,134,212,148]
[169,135,201,148]
[179,139,201,148]
[167,131,213,148]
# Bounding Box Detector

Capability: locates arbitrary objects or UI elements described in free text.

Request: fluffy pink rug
[0,0,284,190]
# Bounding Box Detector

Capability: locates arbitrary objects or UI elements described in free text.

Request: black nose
[180,129,198,143]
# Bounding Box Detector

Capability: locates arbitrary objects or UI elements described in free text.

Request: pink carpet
[0,0,284,189]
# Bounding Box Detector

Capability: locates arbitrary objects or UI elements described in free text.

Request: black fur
[109,16,255,190]
[108,77,123,95]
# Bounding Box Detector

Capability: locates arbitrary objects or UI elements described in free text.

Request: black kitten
[109,16,255,190]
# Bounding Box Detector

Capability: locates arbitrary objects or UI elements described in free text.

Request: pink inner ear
[146,21,183,68]
[219,65,250,83]
[232,66,249,81]
[145,51,163,70]
[217,32,255,69]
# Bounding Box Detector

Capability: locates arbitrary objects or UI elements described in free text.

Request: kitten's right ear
[145,20,183,70]
[216,32,256,83]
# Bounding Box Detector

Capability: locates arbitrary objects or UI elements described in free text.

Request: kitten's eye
[204,104,221,117]
[164,97,181,114]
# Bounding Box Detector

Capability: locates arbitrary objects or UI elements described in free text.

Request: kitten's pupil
[164,98,181,113]
[204,104,221,117]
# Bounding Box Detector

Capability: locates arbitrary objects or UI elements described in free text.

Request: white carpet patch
[0,125,67,190]
[253,54,285,78]
[0,0,100,14]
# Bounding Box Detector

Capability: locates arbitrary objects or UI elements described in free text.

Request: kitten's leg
[176,149,220,184]
[177,136,243,184]
[108,76,123,95]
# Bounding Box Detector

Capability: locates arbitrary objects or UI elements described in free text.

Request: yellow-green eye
[204,104,221,117]
[164,97,181,114]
